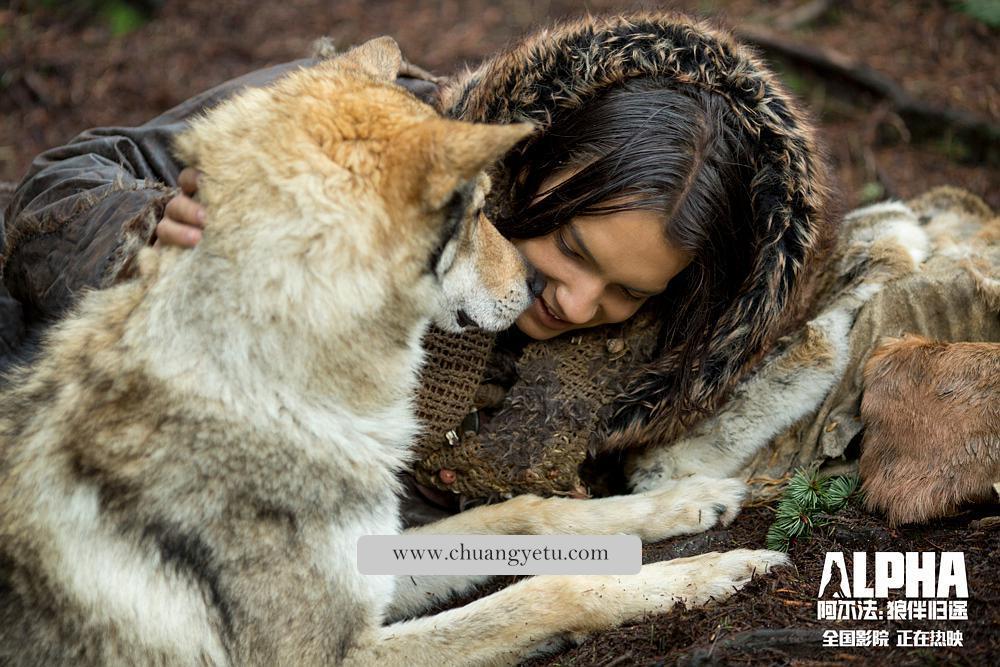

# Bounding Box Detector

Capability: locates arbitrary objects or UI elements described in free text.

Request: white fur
[436,255,531,332]
[387,475,749,622]
[40,482,226,663]
[629,309,853,488]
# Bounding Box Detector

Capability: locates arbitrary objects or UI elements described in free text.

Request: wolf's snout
[528,269,546,298]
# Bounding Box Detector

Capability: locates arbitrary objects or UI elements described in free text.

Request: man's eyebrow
[567,223,664,296]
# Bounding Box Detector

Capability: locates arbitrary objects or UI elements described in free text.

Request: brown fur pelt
[860,335,1000,525]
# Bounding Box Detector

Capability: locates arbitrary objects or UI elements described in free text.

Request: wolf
[0,37,785,666]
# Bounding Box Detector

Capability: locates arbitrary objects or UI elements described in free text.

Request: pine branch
[766,467,862,552]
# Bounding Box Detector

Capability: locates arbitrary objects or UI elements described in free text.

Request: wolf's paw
[605,549,788,624]
[662,548,789,607]
[694,549,790,600]
[679,476,747,529]
[638,476,747,541]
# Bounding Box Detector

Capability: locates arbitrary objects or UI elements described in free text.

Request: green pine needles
[766,467,862,552]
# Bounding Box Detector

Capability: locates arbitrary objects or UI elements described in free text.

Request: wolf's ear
[418,120,535,210]
[340,36,402,83]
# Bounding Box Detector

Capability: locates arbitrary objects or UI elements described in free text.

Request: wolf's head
[172,37,534,341]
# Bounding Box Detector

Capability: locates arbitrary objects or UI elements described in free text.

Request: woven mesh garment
[411,310,661,500]
[411,326,495,465]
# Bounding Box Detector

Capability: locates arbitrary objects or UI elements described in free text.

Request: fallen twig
[970,516,1000,530]
[774,0,834,31]
[605,651,635,667]
[676,628,825,666]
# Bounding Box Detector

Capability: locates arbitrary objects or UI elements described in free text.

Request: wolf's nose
[528,270,546,298]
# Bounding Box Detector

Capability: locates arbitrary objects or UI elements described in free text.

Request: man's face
[513,207,691,340]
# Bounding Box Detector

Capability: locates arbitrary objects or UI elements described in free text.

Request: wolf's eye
[428,235,451,275]
[428,219,461,275]
[429,237,458,278]
[429,187,472,274]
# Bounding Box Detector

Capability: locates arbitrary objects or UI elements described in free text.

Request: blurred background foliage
[19,0,161,35]
[2,0,997,208]
[958,0,1000,27]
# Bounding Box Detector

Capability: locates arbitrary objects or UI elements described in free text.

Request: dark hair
[493,79,758,418]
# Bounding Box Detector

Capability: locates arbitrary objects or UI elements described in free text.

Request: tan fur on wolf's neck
[130,245,424,416]
[145,56,528,415]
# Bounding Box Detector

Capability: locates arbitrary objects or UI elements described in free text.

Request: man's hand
[155,168,205,248]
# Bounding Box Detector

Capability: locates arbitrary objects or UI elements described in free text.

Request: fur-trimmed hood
[436,13,835,448]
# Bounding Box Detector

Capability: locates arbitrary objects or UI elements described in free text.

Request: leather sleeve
[1,58,439,326]
[1,59,320,324]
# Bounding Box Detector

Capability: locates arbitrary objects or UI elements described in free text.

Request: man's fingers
[157,188,205,248]
[163,193,206,228]
[178,167,201,196]
[156,217,203,248]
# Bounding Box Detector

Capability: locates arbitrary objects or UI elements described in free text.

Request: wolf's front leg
[351,549,788,667]
[387,476,748,620]
[406,475,746,540]
[386,571,495,623]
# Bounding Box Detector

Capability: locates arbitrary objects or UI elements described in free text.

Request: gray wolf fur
[0,37,784,666]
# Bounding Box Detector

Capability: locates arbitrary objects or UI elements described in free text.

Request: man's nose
[556,280,601,324]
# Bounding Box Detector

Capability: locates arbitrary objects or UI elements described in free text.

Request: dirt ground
[2,1,997,665]
[529,504,1000,666]
[2,0,998,208]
